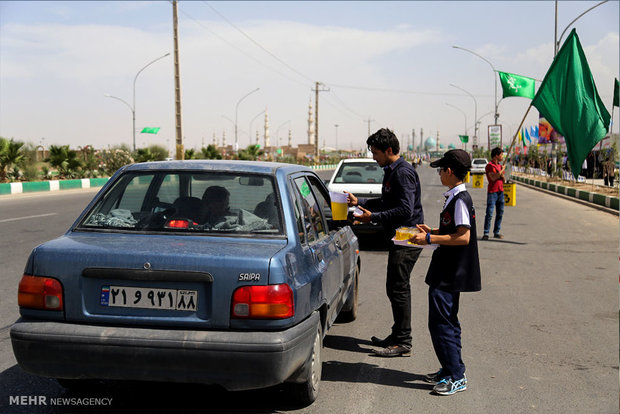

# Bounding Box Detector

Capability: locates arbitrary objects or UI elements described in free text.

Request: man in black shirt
[346,128,424,357]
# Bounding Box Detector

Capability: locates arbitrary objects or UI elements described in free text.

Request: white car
[327,158,384,235]
[471,158,488,175]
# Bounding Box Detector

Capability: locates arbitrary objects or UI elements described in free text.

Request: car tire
[337,264,359,322]
[289,324,322,406]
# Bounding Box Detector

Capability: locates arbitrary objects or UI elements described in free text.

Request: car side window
[293,177,326,242]
[306,175,332,222]
[292,192,306,244]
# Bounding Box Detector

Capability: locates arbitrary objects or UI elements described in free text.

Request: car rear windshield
[78,171,283,236]
[332,162,383,184]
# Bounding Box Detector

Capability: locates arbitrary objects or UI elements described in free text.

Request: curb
[0,164,338,196]
[512,174,619,213]
[0,178,110,196]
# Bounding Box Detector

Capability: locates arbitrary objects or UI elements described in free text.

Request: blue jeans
[483,191,504,236]
[428,287,464,380]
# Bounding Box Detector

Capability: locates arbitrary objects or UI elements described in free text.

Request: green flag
[141,127,160,134]
[498,71,536,99]
[614,78,619,107]
[459,135,469,143]
[531,29,611,179]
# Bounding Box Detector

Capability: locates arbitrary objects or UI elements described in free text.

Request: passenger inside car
[201,185,232,226]
[253,192,279,227]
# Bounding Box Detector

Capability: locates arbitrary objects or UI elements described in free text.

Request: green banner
[141,127,160,134]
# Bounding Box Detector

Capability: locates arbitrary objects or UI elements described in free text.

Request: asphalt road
[0,166,617,414]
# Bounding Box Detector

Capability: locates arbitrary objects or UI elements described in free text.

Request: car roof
[123,160,312,175]
[340,158,376,163]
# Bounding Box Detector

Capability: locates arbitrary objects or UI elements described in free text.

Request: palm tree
[0,137,25,182]
[201,145,222,160]
[238,144,263,161]
[46,145,82,178]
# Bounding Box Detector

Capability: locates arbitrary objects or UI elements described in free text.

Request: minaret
[264,109,270,148]
[307,99,315,146]
[222,130,226,147]
[420,128,424,152]
[436,130,440,152]
[212,132,217,147]
[288,129,292,147]
[255,130,259,146]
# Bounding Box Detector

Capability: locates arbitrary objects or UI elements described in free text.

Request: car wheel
[289,324,322,406]
[337,264,359,322]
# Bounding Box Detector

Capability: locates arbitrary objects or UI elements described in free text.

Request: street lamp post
[449,83,478,149]
[105,53,170,152]
[334,124,339,151]
[452,46,499,126]
[275,120,290,149]
[249,110,266,147]
[554,0,608,56]
[234,88,260,153]
[446,103,467,150]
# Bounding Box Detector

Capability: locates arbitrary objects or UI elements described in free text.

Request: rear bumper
[10,311,319,391]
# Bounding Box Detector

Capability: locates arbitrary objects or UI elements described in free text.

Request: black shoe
[371,335,395,347]
[493,233,504,239]
[423,368,445,384]
[481,235,489,241]
[372,345,411,357]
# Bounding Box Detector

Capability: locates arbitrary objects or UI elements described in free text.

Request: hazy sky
[1,1,618,154]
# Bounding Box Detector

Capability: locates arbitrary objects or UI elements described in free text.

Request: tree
[184,148,197,160]
[237,144,264,161]
[201,144,222,160]
[46,145,83,178]
[0,137,26,182]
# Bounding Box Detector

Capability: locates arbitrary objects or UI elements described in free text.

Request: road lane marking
[0,213,58,223]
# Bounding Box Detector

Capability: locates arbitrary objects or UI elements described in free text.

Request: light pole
[275,120,291,147]
[249,110,266,147]
[452,45,498,126]
[449,83,478,149]
[334,124,339,151]
[105,52,170,152]
[446,103,468,150]
[555,0,608,56]
[234,88,260,153]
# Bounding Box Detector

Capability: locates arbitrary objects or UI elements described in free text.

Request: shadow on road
[322,360,432,391]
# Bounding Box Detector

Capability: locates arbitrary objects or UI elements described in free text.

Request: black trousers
[386,245,422,347]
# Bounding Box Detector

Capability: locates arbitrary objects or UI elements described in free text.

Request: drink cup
[329,192,348,220]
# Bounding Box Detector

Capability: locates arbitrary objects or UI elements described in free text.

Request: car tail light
[164,219,198,229]
[18,275,64,311]
[231,284,294,319]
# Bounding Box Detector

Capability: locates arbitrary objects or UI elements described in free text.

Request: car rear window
[78,171,283,236]
[332,163,383,184]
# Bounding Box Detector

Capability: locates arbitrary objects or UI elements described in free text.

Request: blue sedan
[11,160,360,405]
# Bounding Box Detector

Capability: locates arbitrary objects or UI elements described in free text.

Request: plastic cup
[329,192,348,220]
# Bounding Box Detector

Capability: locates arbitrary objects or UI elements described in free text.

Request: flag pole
[503,104,533,167]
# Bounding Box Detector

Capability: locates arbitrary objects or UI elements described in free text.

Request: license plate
[100,286,197,311]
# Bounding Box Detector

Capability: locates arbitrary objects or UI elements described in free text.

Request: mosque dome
[424,137,436,150]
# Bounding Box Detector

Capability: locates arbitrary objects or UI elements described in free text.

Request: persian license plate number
[101,286,197,311]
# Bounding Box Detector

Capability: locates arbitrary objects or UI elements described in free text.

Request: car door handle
[335,240,342,250]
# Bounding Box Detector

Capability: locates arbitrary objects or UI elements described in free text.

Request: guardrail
[0,164,338,196]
